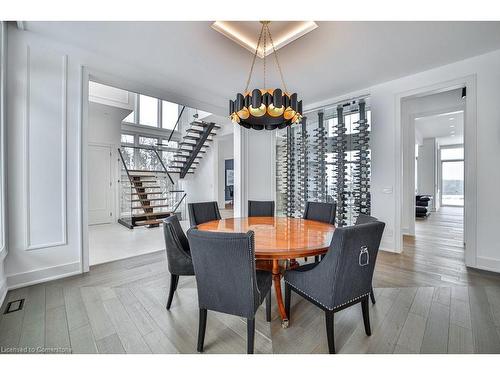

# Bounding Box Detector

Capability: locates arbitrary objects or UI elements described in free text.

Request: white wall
[417,138,437,196]
[181,142,218,205]
[88,102,128,222]
[88,102,127,146]
[234,128,275,217]
[217,134,234,208]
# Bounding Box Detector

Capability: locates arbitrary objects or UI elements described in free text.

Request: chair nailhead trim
[284,280,370,311]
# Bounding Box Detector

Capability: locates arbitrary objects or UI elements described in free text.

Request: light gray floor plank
[468,286,500,353]
[45,305,71,352]
[432,287,451,307]
[394,312,427,353]
[131,287,197,353]
[367,287,417,353]
[484,286,500,327]
[102,294,151,354]
[63,287,90,332]
[448,323,474,354]
[340,288,400,354]
[69,324,98,354]
[410,287,434,318]
[450,287,471,330]
[19,285,46,350]
[114,287,155,336]
[0,288,29,348]
[80,287,117,341]
[143,330,179,354]
[46,285,65,310]
[420,297,450,353]
[96,333,125,354]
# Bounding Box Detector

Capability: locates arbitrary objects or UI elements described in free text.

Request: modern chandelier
[229,21,303,130]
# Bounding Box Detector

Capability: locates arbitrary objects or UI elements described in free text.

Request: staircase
[118,116,220,229]
[118,147,186,229]
[165,120,219,178]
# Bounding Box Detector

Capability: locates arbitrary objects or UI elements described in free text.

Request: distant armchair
[188,201,221,227]
[163,215,194,310]
[284,220,385,353]
[187,228,272,354]
[248,200,275,217]
[303,201,337,262]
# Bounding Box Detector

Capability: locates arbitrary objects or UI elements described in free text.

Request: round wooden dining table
[197,216,336,327]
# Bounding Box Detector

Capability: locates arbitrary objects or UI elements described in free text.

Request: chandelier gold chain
[244,23,265,93]
[266,24,289,94]
[263,24,267,89]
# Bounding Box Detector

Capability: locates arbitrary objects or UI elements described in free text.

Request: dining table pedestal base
[256,259,300,328]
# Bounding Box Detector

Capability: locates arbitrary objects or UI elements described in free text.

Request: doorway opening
[85,79,234,267]
[401,86,467,279]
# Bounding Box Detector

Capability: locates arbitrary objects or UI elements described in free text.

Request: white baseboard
[379,237,402,253]
[6,261,81,290]
[475,256,500,274]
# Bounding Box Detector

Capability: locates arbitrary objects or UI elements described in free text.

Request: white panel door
[88,145,113,225]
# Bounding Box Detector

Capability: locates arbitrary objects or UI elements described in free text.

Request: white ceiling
[416,110,464,146]
[211,21,318,58]
[24,21,500,115]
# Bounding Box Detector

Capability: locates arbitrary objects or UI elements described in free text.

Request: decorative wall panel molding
[25,45,68,250]
[276,98,371,225]
[0,22,7,256]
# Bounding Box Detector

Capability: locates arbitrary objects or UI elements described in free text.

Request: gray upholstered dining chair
[303,201,337,262]
[355,214,379,305]
[187,228,272,354]
[188,201,221,227]
[248,200,275,217]
[284,219,385,354]
[163,215,195,310]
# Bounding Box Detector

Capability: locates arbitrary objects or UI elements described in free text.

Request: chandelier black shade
[229,22,303,130]
[230,89,302,130]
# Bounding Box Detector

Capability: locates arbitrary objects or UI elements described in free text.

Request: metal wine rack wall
[275,99,371,225]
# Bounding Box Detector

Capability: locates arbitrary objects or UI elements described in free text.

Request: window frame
[439,144,464,207]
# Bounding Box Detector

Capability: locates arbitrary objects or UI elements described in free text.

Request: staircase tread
[183,135,213,141]
[191,121,221,129]
[186,128,217,135]
[134,219,167,226]
[130,192,165,195]
[132,204,170,210]
[127,169,166,173]
[131,197,167,202]
[132,211,171,218]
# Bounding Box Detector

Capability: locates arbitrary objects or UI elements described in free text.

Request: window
[139,136,157,146]
[441,147,464,160]
[162,101,179,130]
[162,140,178,149]
[121,134,134,144]
[441,146,464,206]
[139,94,158,127]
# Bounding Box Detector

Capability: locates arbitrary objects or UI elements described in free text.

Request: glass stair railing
[118,145,186,229]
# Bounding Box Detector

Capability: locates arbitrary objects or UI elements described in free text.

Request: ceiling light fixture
[229,21,303,130]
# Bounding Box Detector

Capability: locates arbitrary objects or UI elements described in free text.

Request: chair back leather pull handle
[359,246,369,266]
